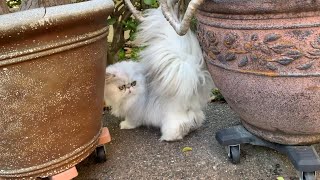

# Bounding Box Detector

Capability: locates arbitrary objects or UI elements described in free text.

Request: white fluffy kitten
[104,61,145,119]
[104,8,213,141]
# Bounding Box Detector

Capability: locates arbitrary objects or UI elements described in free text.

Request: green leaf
[127,21,137,30]
[118,48,126,60]
[130,47,142,60]
[144,0,156,5]
[129,31,136,41]
[277,177,284,180]
[211,88,225,102]
[190,17,198,32]
[151,1,159,8]
[107,17,116,25]
[182,147,193,152]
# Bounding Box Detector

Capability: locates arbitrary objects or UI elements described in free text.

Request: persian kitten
[104,8,213,141]
[104,61,145,119]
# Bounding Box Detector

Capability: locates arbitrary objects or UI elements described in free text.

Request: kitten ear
[106,72,115,77]
[105,72,116,82]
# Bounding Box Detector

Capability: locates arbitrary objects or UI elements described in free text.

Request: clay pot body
[196,0,320,145]
[0,0,113,178]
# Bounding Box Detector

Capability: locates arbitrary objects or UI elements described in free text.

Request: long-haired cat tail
[134,8,214,141]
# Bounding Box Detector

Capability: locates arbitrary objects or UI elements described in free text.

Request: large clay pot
[0,0,113,178]
[196,0,320,145]
[159,0,320,145]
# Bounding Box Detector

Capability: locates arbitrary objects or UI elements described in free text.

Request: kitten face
[105,61,145,100]
[118,80,137,92]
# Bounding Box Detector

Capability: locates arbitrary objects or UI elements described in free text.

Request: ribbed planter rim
[0,0,114,39]
[199,0,320,14]
[0,0,113,67]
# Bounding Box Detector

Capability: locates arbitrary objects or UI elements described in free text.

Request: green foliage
[118,46,144,61]
[107,0,160,64]
[6,0,21,8]
[130,47,143,60]
[107,17,117,26]
[143,0,158,7]
[212,88,225,102]
[122,17,139,41]
[190,16,198,32]
[118,48,126,61]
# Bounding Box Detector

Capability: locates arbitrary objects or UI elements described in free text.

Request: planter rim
[0,0,113,66]
[199,0,320,15]
[0,0,114,36]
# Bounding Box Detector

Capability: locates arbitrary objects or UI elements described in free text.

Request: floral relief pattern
[197,25,319,71]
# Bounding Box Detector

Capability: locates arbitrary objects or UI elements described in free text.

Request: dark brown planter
[196,0,320,145]
[0,0,113,178]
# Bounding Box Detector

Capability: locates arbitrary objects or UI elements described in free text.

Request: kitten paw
[120,121,137,129]
[159,134,183,142]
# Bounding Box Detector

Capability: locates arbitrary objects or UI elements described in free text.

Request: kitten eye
[118,85,125,90]
[131,81,137,86]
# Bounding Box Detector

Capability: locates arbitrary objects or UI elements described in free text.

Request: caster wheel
[300,171,316,180]
[227,145,240,164]
[95,145,107,163]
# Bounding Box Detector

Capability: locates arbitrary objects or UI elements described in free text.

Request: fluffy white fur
[104,8,213,141]
[104,61,145,118]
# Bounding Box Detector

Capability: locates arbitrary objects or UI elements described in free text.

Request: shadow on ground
[75,102,320,180]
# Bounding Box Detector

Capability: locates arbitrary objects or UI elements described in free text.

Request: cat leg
[188,109,205,130]
[120,117,140,129]
[160,112,191,141]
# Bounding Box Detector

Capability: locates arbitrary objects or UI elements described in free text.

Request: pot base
[216,124,320,178]
[242,120,320,145]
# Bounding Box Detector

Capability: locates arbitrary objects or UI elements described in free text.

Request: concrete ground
[75,102,320,180]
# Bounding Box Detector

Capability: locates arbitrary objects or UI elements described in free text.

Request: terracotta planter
[0,0,113,179]
[158,0,320,145]
[195,1,320,145]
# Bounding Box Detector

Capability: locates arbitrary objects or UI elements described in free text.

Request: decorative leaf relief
[306,36,320,59]
[229,49,247,54]
[317,35,320,43]
[208,59,215,66]
[244,42,254,51]
[290,30,313,41]
[197,26,206,46]
[259,44,272,55]
[217,54,227,64]
[209,45,220,55]
[282,50,303,60]
[308,49,320,56]
[296,62,314,70]
[264,33,281,43]
[270,44,295,54]
[252,43,261,51]
[266,62,278,71]
[251,34,259,41]
[310,41,320,49]
[224,33,238,48]
[208,51,217,60]
[238,56,248,67]
[305,54,320,59]
[258,59,268,66]
[250,54,259,61]
[225,52,236,61]
[206,31,216,43]
[275,57,295,65]
[199,27,316,71]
